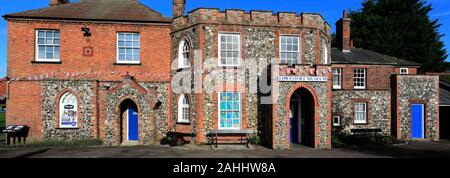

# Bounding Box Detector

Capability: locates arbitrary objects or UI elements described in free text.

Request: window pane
[133,34,139,41]
[38,31,45,38]
[46,31,53,38]
[54,31,60,38]
[117,33,140,63]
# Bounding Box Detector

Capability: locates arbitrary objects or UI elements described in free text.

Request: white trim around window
[279,35,300,65]
[178,39,191,69]
[322,43,329,65]
[218,92,242,130]
[177,94,190,123]
[218,33,241,67]
[333,68,342,89]
[400,68,409,75]
[354,102,367,124]
[59,92,78,128]
[333,116,341,127]
[116,32,140,64]
[354,68,366,89]
[35,30,60,62]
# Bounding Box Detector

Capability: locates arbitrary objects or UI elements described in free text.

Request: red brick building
[3,0,440,149]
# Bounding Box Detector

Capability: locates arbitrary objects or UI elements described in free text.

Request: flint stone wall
[397,75,439,140]
[103,81,168,145]
[275,82,329,150]
[41,80,95,140]
[332,90,391,135]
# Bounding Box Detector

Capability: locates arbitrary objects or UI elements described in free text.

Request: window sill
[176,121,191,125]
[31,61,62,64]
[176,67,191,72]
[113,63,142,66]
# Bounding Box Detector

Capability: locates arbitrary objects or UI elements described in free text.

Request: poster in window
[61,104,77,128]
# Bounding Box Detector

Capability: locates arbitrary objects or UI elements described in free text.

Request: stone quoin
[3,0,440,149]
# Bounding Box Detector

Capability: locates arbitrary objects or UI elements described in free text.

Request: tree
[349,0,449,72]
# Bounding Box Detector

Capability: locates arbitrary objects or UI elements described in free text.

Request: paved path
[1,140,450,158]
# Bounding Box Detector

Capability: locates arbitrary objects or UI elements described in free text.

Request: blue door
[128,107,139,141]
[411,104,424,139]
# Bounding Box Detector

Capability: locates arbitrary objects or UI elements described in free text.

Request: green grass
[0,112,5,129]
[0,139,103,149]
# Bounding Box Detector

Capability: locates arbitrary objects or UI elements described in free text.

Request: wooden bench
[350,128,384,143]
[165,132,196,147]
[207,129,254,148]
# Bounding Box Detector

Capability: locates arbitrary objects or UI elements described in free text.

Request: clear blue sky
[0,0,449,77]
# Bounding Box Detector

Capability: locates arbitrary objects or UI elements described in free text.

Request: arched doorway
[119,99,139,144]
[289,88,315,147]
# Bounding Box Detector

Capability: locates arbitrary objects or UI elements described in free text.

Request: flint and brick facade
[3,0,440,149]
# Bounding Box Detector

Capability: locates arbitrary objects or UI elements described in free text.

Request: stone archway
[284,83,321,148]
[104,78,159,146]
[287,87,316,147]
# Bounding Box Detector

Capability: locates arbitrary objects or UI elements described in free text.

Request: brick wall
[332,64,418,90]
[7,19,171,82]
[6,19,172,141]
[5,81,42,140]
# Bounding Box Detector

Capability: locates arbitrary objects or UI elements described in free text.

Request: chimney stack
[50,0,70,6]
[173,0,186,18]
[336,10,353,52]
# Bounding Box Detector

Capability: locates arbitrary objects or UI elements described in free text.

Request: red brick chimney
[50,0,70,6]
[173,0,186,18]
[336,10,353,52]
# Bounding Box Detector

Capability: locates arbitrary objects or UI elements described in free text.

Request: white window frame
[218,33,241,67]
[322,43,329,64]
[354,68,366,89]
[177,94,190,123]
[354,102,367,124]
[400,68,409,75]
[59,92,78,129]
[116,32,140,64]
[333,116,341,127]
[218,92,242,130]
[178,39,190,69]
[279,35,301,65]
[35,30,60,62]
[333,68,342,89]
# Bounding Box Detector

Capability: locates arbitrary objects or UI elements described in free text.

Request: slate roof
[3,0,171,23]
[440,80,450,106]
[331,48,421,66]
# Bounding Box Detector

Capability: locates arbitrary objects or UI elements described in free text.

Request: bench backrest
[208,129,254,134]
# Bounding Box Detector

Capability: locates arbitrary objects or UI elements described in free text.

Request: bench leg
[246,134,250,148]
[215,134,218,148]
